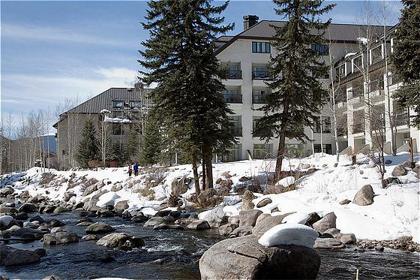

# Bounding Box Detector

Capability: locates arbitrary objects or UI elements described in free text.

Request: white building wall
[217,38,358,160]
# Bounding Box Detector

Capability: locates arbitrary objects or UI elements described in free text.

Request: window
[370,46,382,64]
[352,56,363,72]
[252,87,270,104]
[252,64,270,79]
[252,42,271,53]
[228,116,242,137]
[311,44,329,55]
[112,123,123,135]
[223,144,242,162]
[223,87,242,103]
[314,116,331,133]
[224,63,242,79]
[314,144,332,154]
[113,100,124,109]
[130,101,142,109]
[253,144,273,159]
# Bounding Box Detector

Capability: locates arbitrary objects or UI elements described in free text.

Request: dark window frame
[252,42,271,53]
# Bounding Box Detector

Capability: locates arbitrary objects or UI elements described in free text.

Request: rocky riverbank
[1,154,419,278]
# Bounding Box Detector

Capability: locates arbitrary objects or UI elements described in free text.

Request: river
[1,212,419,279]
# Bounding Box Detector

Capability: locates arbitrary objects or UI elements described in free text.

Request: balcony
[225,69,242,79]
[252,70,271,80]
[353,122,365,134]
[395,111,410,127]
[252,94,267,104]
[229,126,242,137]
[223,93,242,103]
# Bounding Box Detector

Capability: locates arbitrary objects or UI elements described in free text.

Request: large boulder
[199,235,320,279]
[171,176,190,196]
[114,200,129,213]
[9,227,44,241]
[82,184,98,196]
[198,206,227,228]
[353,185,374,206]
[96,233,144,250]
[43,231,79,245]
[0,245,42,266]
[312,212,336,233]
[252,213,291,238]
[85,223,115,234]
[197,189,223,208]
[392,165,407,177]
[239,209,263,227]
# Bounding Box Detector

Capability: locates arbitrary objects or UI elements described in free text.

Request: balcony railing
[353,122,365,134]
[395,111,410,127]
[223,93,242,103]
[252,70,271,80]
[252,94,267,104]
[350,86,363,99]
[225,69,242,79]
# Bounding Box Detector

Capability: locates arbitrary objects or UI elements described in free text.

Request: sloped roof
[216,20,390,54]
[65,87,150,114]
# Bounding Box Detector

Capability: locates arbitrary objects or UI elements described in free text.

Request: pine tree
[139,0,235,188]
[76,119,100,167]
[127,128,141,161]
[255,0,334,180]
[140,111,162,165]
[392,0,420,126]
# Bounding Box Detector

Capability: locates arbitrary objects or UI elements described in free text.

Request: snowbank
[2,152,419,243]
[258,223,318,248]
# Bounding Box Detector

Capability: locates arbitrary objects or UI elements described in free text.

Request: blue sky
[1,0,403,128]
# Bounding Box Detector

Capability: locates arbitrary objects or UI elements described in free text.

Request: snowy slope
[1,153,419,242]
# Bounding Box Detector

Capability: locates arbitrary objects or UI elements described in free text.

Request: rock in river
[43,231,79,245]
[0,245,44,266]
[199,235,320,279]
[96,233,144,250]
[85,222,115,234]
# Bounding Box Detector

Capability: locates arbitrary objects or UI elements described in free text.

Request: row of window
[223,87,271,104]
[251,41,329,56]
[112,100,142,109]
[228,115,332,136]
[335,40,393,79]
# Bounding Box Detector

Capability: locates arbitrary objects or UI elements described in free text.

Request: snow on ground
[1,152,419,243]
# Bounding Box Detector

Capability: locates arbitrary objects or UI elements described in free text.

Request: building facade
[333,26,420,154]
[215,17,388,161]
[54,84,152,169]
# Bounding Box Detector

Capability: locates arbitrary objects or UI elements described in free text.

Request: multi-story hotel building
[215,16,419,161]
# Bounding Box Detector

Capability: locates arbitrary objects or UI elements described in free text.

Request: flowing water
[1,212,419,279]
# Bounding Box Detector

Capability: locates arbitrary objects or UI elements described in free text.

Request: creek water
[1,212,419,279]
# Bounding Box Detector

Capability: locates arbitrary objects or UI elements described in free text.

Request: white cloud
[1,23,125,46]
[1,67,138,115]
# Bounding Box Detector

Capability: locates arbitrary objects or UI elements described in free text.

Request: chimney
[243,15,259,30]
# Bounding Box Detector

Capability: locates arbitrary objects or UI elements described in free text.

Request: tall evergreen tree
[140,111,162,165]
[139,0,235,188]
[76,119,100,167]
[255,0,334,180]
[127,128,141,161]
[392,0,420,126]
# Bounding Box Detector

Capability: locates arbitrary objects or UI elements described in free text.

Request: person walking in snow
[128,164,133,177]
[133,161,139,176]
